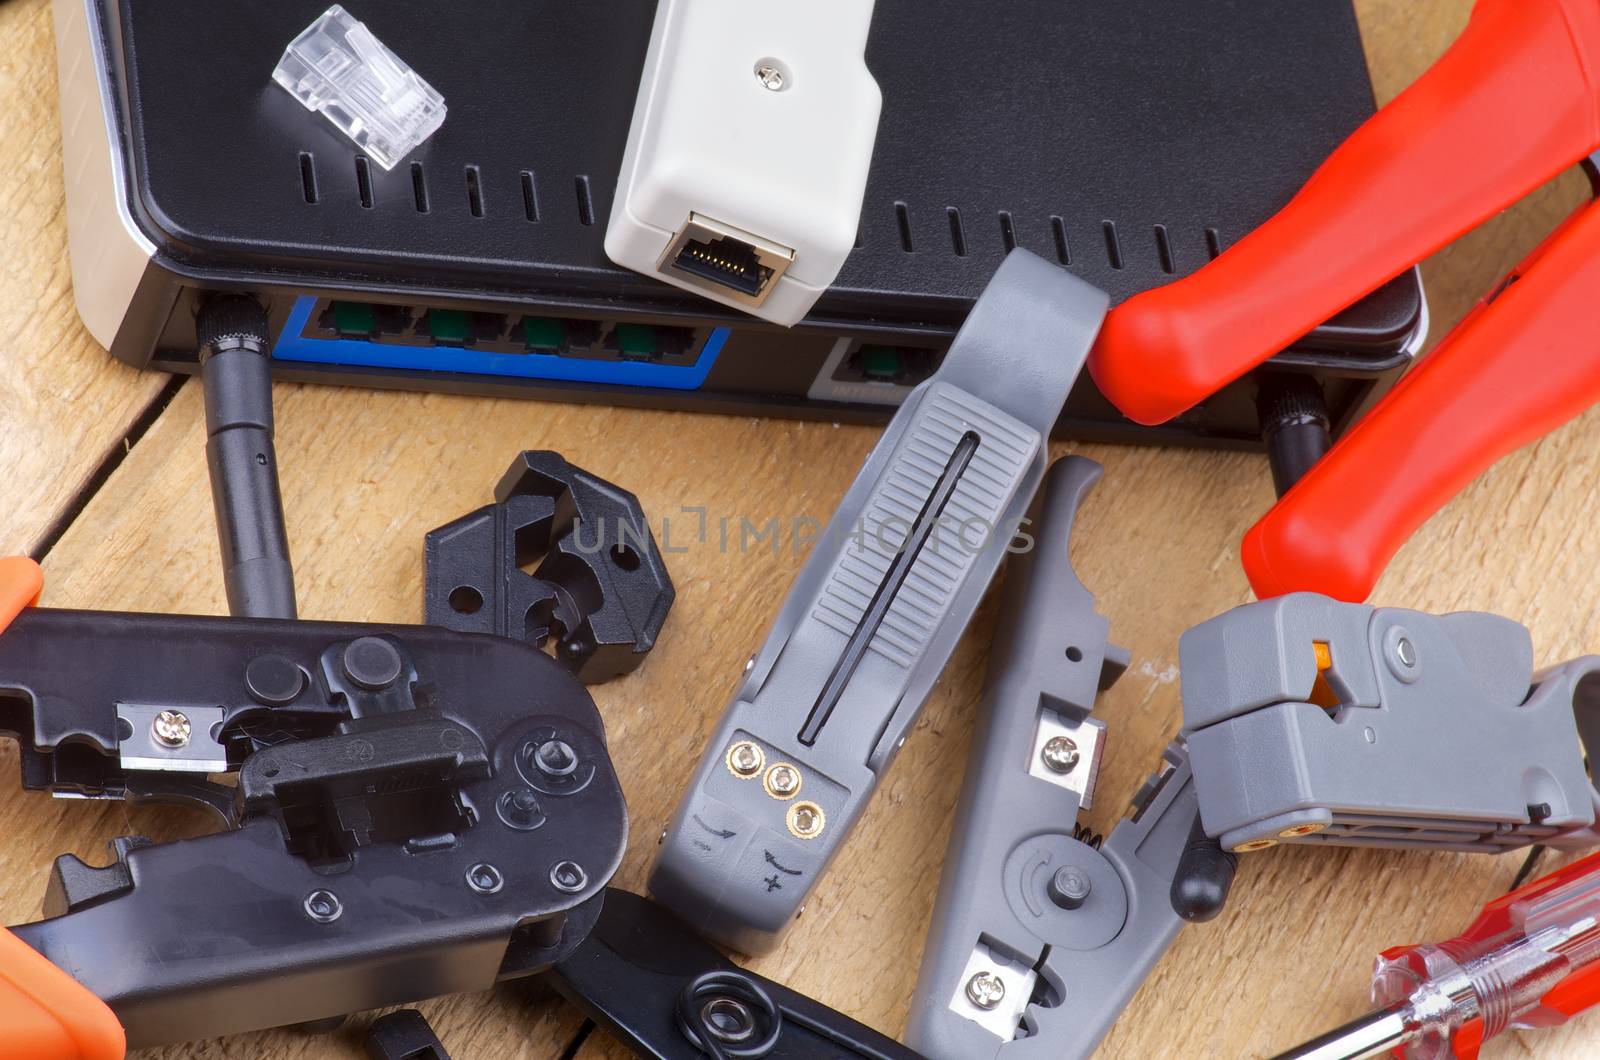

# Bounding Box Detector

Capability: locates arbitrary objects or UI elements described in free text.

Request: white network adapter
[606,0,883,327]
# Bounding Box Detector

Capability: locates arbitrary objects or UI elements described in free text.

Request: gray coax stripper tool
[650,249,1109,954]
[908,457,1198,1060]
[1181,593,1600,855]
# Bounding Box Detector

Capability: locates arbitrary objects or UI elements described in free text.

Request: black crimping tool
[3,296,927,1059]
[1,565,627,1049]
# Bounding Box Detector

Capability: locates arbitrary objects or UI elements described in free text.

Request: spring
[1074,822,1104,850]
[676,969,783,1059]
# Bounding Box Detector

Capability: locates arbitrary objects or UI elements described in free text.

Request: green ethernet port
[317,301,408,340]
[836,343,942,386]
[417,309,507,348]
[523,317,567,353]
[605,323,695,363]
[519,317,602,355]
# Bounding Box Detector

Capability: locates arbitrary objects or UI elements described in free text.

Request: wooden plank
[0,0,171,556]
[6,0,1600,1057]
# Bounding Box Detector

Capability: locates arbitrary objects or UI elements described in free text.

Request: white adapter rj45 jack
[606,0,883,327]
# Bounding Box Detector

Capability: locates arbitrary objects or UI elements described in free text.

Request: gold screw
[1232,838,1277,852]
[787,801,825,840]
[1279,823,1326,838]
[764,762,802,800]
[725,741,765,779]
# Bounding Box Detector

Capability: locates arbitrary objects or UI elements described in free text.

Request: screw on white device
[647,250,1109,955]
[606,0,883,326]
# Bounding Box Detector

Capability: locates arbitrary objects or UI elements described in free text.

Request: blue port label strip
[272,296,728,391]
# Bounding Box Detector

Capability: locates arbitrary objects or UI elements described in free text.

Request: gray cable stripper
[907,456,1198,1060]
[648,249,1109,955]
[1180,593,1600,854]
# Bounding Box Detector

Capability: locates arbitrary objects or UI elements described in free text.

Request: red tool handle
[1375,848,1600,1059]
[1088,0,1600,426]
[1243,195,1600,601]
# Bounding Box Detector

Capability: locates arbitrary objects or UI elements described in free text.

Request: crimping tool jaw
[0,607,626,1049]
[425,451,677,683]
[648,250,1109,955]
[1180,593,1600,856]
[907,458,1194,1060]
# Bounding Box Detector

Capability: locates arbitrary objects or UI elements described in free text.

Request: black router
[56,0,1423,447]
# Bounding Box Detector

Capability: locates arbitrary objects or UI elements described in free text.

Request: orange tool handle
[0,558,124,1060]
[0,928,124,1060]
[1088,0,1600,426]
[1243,194,1600,601]
[0,555,43,623]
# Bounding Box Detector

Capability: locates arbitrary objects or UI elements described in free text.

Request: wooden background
[2,0,1597,1056]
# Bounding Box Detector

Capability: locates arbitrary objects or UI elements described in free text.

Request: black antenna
[195,296,297,619]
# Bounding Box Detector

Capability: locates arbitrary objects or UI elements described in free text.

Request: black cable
[196,296,297,619]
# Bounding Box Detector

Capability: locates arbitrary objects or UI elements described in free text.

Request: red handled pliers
[1089,0,1600,602]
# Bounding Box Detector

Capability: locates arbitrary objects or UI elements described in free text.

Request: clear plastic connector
[272,5,446,171]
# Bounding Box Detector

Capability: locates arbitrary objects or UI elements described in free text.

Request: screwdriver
[1273,849,1600,1059]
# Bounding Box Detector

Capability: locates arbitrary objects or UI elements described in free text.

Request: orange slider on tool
[1274,849,1600,1059]
[1088,0,1600,603]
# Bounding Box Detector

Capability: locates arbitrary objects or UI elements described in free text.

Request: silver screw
[755,64,786,91]
[745,653,757,673]
[1396,637,1417,668]
[766,763,801,798]
[304,890,343,924]
[151,709,192,749]
[1040,735,1080,774]
[466,863,505,894]
[965,970,1006,1010]
[550,860,589,894]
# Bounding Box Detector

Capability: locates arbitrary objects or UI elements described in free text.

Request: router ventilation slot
[947,208,967,256]
[895,202,915,252]
[521,171,541,222]
[574,175,595,226]
[298,152,319,204]
[1102,221,1124,270]
[355,156,374,209]
[411,162,429,213]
